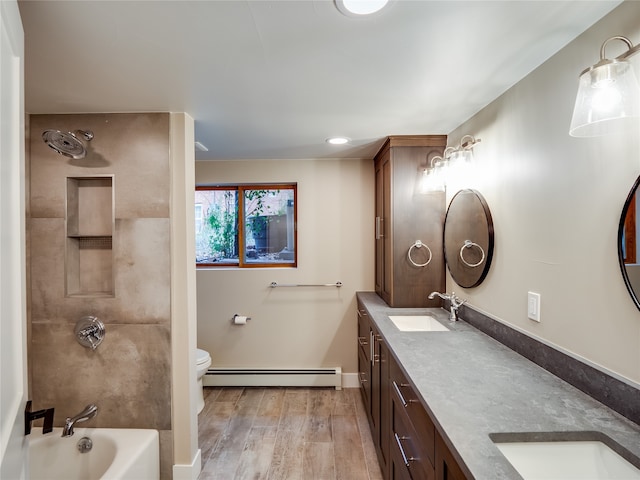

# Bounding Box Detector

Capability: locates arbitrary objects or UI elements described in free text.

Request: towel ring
[407,240,432,267]
[460,240,485,268]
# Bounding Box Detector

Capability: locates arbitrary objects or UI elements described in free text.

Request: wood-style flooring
[197,387,383,480]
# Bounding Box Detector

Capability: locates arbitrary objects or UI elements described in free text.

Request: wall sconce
[420,135,480,193]
[420,156,446,193]
[569,36,640,137]
[448,135,481,166]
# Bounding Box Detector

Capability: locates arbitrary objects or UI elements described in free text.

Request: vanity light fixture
[335,0,389,17]
[420,135,481,192]
[420,156,446,193]
[448,135,481,165]
[569,35,640,137]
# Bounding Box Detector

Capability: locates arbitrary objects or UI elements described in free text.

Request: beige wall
[195,159,374,375]
[28,113,177,479]
[446,1,640,385]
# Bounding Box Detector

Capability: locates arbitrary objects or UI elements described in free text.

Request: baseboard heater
[203,367,342,390]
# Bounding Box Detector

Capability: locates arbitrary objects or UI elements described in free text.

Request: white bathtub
[28,427,159,480]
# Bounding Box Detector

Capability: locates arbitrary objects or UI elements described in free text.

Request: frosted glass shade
[569,59,640,137]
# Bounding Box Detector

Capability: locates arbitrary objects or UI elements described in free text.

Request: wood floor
[197,387,384,480]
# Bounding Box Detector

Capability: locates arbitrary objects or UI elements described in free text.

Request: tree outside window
[195,184,296,267]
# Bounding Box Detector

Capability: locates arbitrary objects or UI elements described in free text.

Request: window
[195,184,297,267]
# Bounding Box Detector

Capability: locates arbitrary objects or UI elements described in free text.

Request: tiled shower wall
[27,113,173,478]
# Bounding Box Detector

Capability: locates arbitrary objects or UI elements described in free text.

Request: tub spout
[61,404,98,438]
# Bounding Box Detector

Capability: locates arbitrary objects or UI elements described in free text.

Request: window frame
[195,183,297,268]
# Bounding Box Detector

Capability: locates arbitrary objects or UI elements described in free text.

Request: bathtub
[28,427,159,480]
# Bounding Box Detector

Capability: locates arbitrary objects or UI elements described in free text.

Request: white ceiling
[18,0,622,160]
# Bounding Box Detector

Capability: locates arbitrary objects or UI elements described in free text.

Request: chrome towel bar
[269,281,343,288]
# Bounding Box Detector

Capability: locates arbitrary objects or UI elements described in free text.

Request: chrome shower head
[42,129,93,159]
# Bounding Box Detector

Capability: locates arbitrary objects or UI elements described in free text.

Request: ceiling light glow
[326,137,350,145]
[335,0,389,16]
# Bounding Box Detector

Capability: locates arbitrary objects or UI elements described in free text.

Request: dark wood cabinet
[358,300,391,476]
[357,300,470,480]
[389,358,435,480]
[374,135,447,307]
[435,434,467,480]
[357,302,372,421]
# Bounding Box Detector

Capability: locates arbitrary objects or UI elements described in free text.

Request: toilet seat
[196,348,211,366]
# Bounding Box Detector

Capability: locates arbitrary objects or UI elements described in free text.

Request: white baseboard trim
[341,372,360,389]
[173,448,201,480]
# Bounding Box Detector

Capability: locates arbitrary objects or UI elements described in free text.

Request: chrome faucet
[428,291,467,322]
[61,404,98,437]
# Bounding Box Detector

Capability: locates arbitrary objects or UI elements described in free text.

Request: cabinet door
[375,159,384,296]
[381,155,392,303]
[435,434,467,480]
[357,305,372,420]
[374,333,391,477]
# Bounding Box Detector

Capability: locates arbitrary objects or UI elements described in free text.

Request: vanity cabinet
[358,300,391,476]
[435,434,467,480]
[357,300,469,480]
[389,355,435,480]
[374,136,447,307]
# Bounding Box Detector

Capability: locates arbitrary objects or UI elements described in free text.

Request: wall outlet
[528,292,541,322]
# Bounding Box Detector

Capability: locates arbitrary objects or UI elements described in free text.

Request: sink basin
[495,440,640,479]
[388,315,449,332]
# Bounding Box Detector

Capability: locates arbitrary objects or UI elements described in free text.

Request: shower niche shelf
[65,176,115,297]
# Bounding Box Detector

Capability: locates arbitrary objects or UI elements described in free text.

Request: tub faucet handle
[25,400,55,435]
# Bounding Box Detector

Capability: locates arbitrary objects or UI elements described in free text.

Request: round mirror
[444,189,494,288]
[618,175,640,310]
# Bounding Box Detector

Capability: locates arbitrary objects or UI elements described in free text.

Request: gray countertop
[356,291,640,480]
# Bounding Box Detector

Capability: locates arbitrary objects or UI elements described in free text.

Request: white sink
[495,441,640,479]
[388,315,449,332]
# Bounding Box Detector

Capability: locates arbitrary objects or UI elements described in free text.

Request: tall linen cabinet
[374,135,447,307]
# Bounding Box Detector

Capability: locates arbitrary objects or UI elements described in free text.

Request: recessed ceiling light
[326,137,351,145]
[335,0,389,16]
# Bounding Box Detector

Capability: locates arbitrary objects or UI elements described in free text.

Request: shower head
[42,129,94,159]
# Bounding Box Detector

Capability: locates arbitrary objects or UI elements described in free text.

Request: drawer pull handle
[394,433,416,467]
[358,337,368,346]
[359,373,368,384]
[393,381,419,406]
[392,381,408,407]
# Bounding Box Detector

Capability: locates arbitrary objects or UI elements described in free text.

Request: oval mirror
[618,175,640,310]
[444,189,494,288]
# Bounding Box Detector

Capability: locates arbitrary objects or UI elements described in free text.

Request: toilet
[196,348,212,414]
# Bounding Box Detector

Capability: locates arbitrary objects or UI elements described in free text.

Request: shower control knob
[74,316,105,350]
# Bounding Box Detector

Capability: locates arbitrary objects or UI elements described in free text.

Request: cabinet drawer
[390,358,436,468]
[358,344,371,413]
[391,393,435,480]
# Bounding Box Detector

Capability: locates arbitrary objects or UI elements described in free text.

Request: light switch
[528,292,541,322]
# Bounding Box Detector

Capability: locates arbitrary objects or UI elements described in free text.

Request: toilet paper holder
[233,313,252,324]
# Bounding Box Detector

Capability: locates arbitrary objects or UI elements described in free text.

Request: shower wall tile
[30,322,171,431]
[113,218,171,324]
[29,217,66,319]
[29,218,170,325]
[29,113,170,219]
